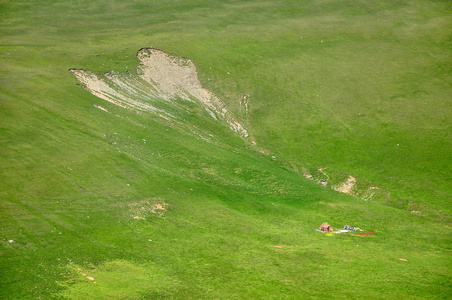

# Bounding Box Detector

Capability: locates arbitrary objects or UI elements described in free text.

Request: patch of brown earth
[410,210,422,215]
[258,148,270,154]
[304,169,387,202]
[332,175,356,195]
[129,199,169,219]
[70,48,248,137]
[93,103,108,112]
[76,268,97,284]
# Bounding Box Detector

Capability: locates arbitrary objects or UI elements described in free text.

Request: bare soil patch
[70,48,248,137]
[129,198,169,219]
[332,175,356,195]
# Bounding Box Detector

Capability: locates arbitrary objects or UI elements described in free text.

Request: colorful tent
[319,223,331,232]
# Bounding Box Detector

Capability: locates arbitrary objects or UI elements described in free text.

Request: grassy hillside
[1,0,451,299]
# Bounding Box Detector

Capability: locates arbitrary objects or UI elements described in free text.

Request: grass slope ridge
[1,0,451,299]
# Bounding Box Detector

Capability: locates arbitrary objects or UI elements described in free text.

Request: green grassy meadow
[1,0,451,298]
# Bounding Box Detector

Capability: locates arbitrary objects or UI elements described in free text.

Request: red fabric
[357,232,375,235]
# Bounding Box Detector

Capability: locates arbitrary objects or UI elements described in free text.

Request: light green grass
[1,0,451,299]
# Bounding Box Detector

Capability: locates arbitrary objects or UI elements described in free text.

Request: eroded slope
[70,48,248,137]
